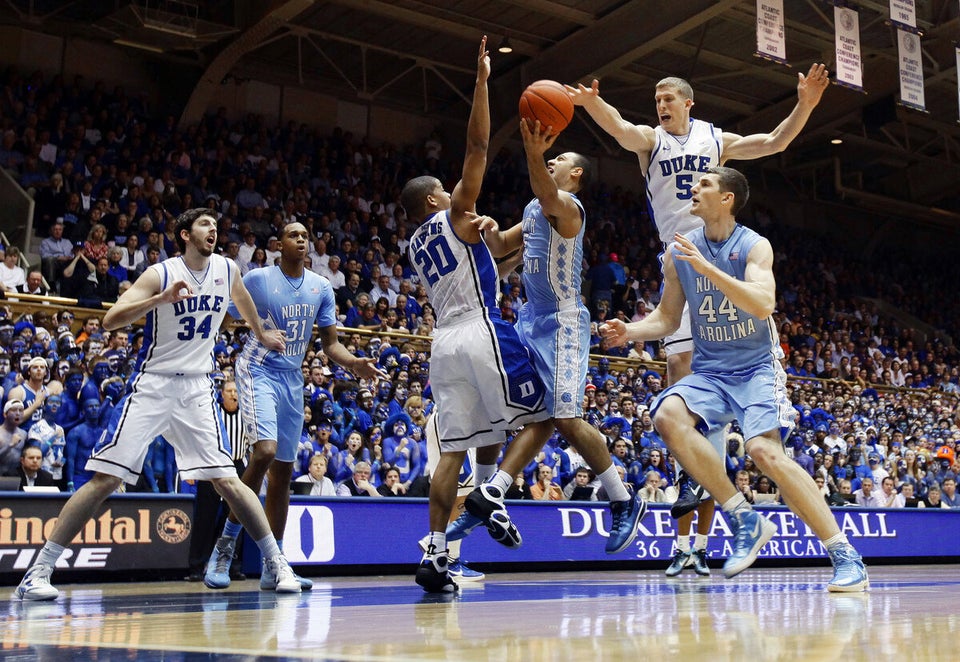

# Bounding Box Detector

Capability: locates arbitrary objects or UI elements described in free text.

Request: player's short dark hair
[174,208,215,253]
[707,166,750,216]
[400,176,439,223]
[567,152,590,191]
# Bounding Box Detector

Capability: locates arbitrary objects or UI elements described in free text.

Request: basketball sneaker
[260,565,314,591]
[448,558,485,582]
[606,494,647,554]
[722,510,777,578]
[14,563,59,601]
[826,544,869,592]
[445,510,485,542]
[204,536,236,589]
[670,471,706,519]
[416,551,458,594]
[665,550,692,577]
[464,484,522,549]
[263,555,301,593]
[690,548,710,576]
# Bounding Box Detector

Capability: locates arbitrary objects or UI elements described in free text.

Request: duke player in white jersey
[403,37,556,594]
[568,64,830,573]
[15,209,302,600]
[203,221,384,591]
[601,167,867,591]
[482,119,646,556]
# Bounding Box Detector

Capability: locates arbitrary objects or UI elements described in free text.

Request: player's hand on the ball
[261,329,287,353]
[564,78,600,106]
[599,320,628,347]
[519,118,558,153]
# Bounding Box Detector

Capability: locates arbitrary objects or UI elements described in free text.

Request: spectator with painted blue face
[63,398,104,491]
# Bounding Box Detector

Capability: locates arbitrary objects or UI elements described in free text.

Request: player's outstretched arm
[451,36,491,238]
[103,268,189,330]
[565,79,656,154]
[229,267,286,353]
[520,119,581,238]
[316,323,388,381]
[673,233,776,319]
[722,63,829,162]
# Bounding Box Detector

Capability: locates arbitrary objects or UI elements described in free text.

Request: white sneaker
[264,555,301,593]
[15,563,59,601]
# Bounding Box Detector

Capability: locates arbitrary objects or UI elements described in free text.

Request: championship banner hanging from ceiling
[755,0,787,64]
[833,4,864,92]
[896,29,926,112]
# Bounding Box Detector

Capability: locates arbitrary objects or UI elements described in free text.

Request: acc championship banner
[833,5,864,91]
[755,0,787,63]
[279,499,960,568]
[897,29,926,111]
[888,0,918,31]
[0,494,192,577]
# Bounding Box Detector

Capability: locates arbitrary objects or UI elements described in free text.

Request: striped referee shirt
[220,406,248,463]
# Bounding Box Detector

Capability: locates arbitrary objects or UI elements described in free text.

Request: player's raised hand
[564,78,600,106]
[599,319,628,347]
[467,212,499,233]
[260,328,287,353]
[671,233,711,275]
[519,118,558,155]
[797,63,829,106]
[476,35,490,83]
[160,279,193,304]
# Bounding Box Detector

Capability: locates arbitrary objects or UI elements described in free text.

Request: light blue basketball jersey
[520,193,585,312]
[672,224,779,374]
[229,266,336,370]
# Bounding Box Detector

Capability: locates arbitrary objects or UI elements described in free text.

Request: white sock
[475,463,497,485]
[36,541,65,568]
[822,532,849,550]
[597,465,630,502]
[447,538,462,560]
[721,493,751,514]
[255,535,281,560]
[487,470,512,497]
[676,536,691,553]
[694,534,708,551]
[426,531,446,556]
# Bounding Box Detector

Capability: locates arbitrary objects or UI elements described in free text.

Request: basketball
[519,80,574,135]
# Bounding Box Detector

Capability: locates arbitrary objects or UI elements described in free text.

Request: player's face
[545,153,581,189]
[187,215,218,256]
[689,174,727,221]
[654,85,693,134]
[281,223,309,261]
[429,180,451,211]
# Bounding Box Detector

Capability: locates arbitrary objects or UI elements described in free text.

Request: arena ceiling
[3,1,959,223]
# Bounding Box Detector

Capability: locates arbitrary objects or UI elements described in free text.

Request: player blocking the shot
[15,209,302,601]
[601,167,867,591]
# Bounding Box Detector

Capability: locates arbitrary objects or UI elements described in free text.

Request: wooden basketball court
[3,564,955,660]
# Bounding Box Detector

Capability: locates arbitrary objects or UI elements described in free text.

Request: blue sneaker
[827,544,869,592]
[445,509,485,542]
[448,558,485,582]
[605,494,647,554]
[722,510,777,578]
[204,536,235,589]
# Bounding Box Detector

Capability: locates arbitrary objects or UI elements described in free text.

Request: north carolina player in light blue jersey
[568,63,830,572]
[601,167,867,592]
[403,37,557,594]
[15,209,304,601]
[483,119,646,557]
[204,221,384,591]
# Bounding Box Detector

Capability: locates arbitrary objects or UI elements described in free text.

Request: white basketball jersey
[135,254,234,375]
[645,119,723,244]
[408,210,499,326]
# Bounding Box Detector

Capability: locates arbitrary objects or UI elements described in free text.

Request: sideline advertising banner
[0,494,192,578]
[279,498,960,568]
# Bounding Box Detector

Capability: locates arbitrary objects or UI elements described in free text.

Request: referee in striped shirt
[186,379,248,581]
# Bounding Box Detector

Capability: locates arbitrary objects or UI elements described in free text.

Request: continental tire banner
[0,495,192,576]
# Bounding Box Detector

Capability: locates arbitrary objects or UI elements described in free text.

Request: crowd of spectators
[0,65,958,509]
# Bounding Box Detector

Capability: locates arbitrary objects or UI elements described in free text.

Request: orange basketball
[519,80,574,135]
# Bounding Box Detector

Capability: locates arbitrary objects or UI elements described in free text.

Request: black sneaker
[465,485,522,549]
[670,471,706,519]
[416,553,458,594]
[690,548,710,576]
